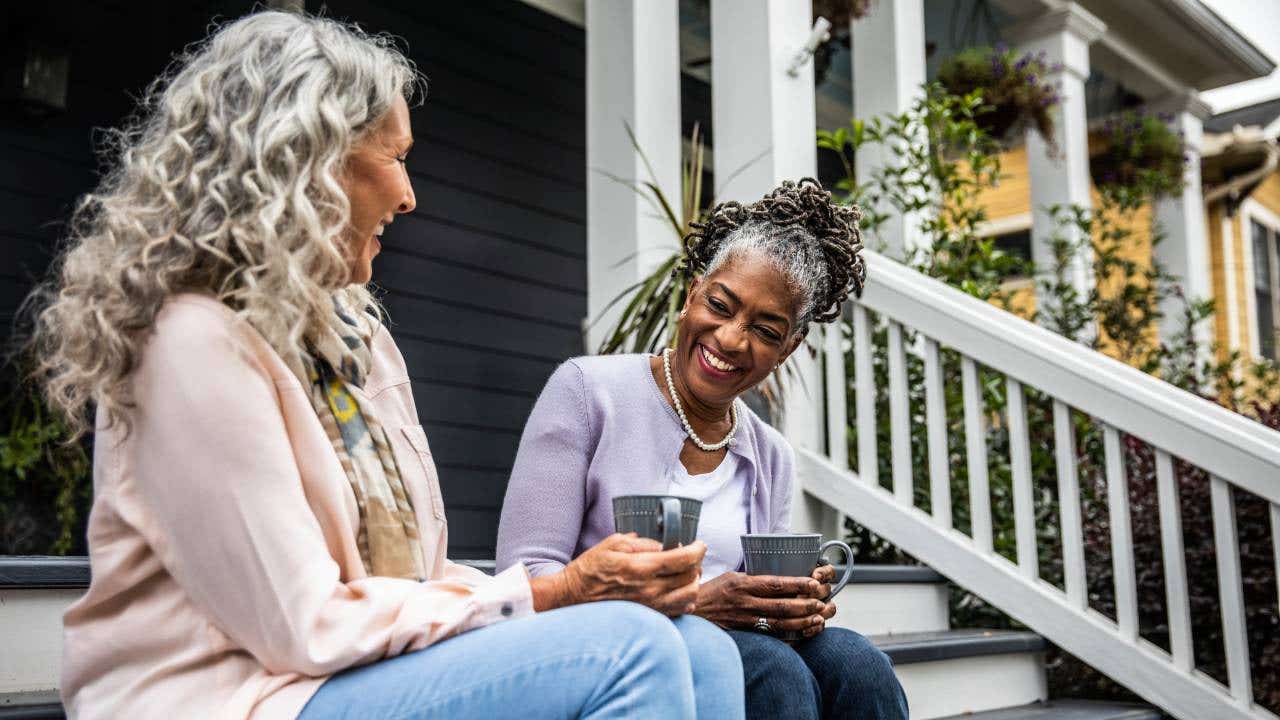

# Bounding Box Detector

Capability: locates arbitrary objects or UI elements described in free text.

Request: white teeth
[701,346,738,372]
[374,225,385,237]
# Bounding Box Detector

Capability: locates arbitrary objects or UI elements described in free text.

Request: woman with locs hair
[498,179,909,720]
[29,11,744,720]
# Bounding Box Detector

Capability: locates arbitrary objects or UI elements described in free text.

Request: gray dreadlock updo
[684,178,865,327]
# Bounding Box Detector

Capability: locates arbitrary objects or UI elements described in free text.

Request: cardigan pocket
[396,425,447,521]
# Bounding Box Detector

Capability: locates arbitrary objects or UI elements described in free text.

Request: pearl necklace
[662,347,738,452]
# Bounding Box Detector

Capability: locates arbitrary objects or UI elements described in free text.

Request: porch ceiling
[992,0,1274,98]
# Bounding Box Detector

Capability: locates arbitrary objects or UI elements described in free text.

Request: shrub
[1090,111,1187,199]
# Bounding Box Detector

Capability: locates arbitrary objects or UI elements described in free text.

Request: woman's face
[676,252,806,408]
[341,94,417,284]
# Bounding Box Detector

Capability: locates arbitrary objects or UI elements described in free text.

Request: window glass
[1254,220,1276,361]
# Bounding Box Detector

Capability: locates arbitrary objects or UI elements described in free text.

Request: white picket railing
[799,250,1280,720]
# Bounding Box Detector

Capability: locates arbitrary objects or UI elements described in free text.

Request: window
[992,229,1032,264]
[1252,218,1280,361]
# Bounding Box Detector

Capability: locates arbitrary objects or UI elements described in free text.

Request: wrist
[529,572,570,612]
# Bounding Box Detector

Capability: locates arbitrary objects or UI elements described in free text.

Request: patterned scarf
[294,300,427,581]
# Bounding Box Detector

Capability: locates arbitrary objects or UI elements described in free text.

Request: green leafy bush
[1090,111,1187,199]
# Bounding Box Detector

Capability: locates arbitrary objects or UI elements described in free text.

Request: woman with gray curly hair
[498,179,909,720]
[29,11,744,720]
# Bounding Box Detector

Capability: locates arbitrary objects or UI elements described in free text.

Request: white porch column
[1153,92,1214,351]
[1008,5,1106,310]
[585,0,681,352]
[850,0,928,258]
[711,0,839,537]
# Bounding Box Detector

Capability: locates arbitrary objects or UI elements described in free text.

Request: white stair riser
[896,651,1048,720]
[828,583,950,636]
[0,589,79,695]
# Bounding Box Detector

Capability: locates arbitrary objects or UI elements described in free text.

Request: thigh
[299,601,689,720]
[669,616,745,720]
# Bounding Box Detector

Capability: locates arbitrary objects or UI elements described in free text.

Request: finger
[811,583,832,599]
[746,596,826,619]
[608,533,664,553]
[802,619,826,638]
[637,542,707,577]
[743,575,822,598]
[773,613,826,633]
[810,565,836,583]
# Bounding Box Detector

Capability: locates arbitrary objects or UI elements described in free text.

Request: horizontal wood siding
[322,0,588,558]
[0,0,588,560]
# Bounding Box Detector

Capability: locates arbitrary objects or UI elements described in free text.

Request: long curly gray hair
[25,10,422,439]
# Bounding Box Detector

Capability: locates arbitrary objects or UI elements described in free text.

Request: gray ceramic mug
[740,533,855,639]
[612,495,702,550]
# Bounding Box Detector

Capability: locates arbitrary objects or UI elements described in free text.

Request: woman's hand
[798,564,840,638]
[694,572,830,638]
[531,533,706,617]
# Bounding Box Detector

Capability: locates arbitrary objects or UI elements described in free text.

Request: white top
[668,451,749,581]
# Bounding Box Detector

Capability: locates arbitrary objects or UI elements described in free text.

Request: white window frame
[1241,198,1280,361]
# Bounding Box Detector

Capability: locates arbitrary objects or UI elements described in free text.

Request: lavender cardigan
[495,353,795,577]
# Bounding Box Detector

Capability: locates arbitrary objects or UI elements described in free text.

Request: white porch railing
[799,250,1280,720]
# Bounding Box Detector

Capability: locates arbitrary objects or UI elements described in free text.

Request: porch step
[935,699,1161,719]
[871,629,1049,720]
[827,564,950,636]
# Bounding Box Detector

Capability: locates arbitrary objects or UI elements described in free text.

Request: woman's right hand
[531,533,706,617]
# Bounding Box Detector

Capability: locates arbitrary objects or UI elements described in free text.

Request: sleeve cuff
[464,565,535,629]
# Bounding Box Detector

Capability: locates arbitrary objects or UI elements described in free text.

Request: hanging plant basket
[1089,111,1186,198]
[937,45,1061,145]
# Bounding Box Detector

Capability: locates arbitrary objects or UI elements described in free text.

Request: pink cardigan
[60,294,534,720]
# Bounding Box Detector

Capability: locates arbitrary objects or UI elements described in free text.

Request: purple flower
[1027,73,1038,85]
[995,41,1008,54]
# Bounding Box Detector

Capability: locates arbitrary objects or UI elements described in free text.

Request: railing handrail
[858,250,1280,504]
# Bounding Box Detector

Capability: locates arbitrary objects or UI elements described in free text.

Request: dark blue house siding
[1,0,587,559]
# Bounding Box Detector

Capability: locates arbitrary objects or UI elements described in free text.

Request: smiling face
[340,94,417,284]
[674,251,807,408]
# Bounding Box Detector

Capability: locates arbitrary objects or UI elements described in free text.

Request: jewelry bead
[662,347,738,452]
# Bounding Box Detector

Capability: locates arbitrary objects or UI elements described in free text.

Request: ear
[683,276,703,313]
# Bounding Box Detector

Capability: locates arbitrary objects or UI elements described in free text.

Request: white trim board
[975,212,1033,238]
[1241,198,1280,361]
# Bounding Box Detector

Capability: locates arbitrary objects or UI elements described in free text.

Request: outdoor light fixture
[787,17,832,77]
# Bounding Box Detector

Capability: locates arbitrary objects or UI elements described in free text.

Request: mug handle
[659,497,682,551]
[819,540,855,600]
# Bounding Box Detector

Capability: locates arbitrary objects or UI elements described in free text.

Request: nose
[398,166,416,214]
[714,321,749,355]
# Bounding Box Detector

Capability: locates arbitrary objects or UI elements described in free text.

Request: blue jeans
[725,627,908,720]
[298,601,744,720]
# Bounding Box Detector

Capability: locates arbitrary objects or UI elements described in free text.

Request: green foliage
[1090,111,1187,199]
[0,367,91,555]
[936,46,1061,145]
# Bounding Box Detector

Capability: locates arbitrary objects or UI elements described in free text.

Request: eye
[707,297,730,315]
[395,155,408,165]
[756,326,782,342]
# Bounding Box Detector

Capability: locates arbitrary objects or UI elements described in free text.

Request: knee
[829,630,898,687]
[672,615,741,671]
[597,602,687,661]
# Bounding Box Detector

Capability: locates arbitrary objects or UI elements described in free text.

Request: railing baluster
[887,321,912,505]
[1273,502,1280,619]
[1210,475,1253,705]
[962,357,992,553]
[1104,425,1138,642]
[853,304,877,487]
[1006,378,1037,579]
[924,338,951,529]
[1053,400,1085,610]
[1156,450,1193,673]
[823,321,848,470]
